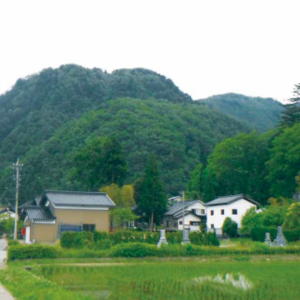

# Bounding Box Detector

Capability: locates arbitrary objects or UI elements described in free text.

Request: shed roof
[205,194,259,207]
[43,190,116,208]
[165,200,204,217]
[24,206,56,223]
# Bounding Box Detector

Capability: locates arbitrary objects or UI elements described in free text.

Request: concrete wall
[30,223,57,243]
[54,208,110,233]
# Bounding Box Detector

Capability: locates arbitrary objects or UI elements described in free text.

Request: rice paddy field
[27,258,300,300]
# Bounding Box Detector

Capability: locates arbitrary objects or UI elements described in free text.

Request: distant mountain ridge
[198,93,284,132]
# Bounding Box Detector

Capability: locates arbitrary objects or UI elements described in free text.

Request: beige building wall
[54,209,110,232]
[30,223,57,243]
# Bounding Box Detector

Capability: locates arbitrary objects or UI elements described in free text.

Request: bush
[60,230,220,249]
[111,242,159,257]
[60,231,94,249]
[8,239,19,247]
[250,226,277,242]
[222,217,238,238]
[9,245,59,260]
[190,231,220,246]
[283,230,300,242]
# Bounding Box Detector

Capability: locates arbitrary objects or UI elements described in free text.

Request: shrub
[110,242,159,257]
[190,231,220,246]
[8,239,19,247]
[9,245,59,260]
[94,239,112,249]
[166,231,182,244]
[284,230,300,242]
[250,226,277,242]
[222,217,238,238]
[93,231,109,242]
[60,231,94,249]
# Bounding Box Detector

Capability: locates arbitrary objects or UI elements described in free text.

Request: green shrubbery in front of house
[8,241,300,261]
[241,203,300,242]
[9,244,59,260]
[222,217,238,238]
[60,230,219,249]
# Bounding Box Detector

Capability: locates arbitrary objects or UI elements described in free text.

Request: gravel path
[0,238,15,300]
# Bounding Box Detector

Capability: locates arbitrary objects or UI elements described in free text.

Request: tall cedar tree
[186,163,204,200]
[281,83,300,127]
[71,136,127,190]
[135,156,167,230]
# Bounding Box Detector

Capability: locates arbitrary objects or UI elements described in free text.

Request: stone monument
[273,226,287,247]
[264,232,272,246]
[157,229,168,247]
[182,228,190,244]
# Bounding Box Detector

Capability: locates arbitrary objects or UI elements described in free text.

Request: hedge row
[60,230,220,249]
[9,242,300,260]
[250,227,300,242]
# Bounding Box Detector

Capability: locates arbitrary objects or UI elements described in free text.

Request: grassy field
[2,256,298,300]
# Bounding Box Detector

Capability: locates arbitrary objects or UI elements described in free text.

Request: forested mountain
[198,93,284,132]
[0,65,192,171]
[0,97,248,203]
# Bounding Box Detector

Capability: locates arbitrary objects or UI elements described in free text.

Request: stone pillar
[273,226,287,247]
[264,232,272,246]
[182,228,190,244]
[157,229,168,247]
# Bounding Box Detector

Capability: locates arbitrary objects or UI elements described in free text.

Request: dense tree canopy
[134,156,167,229]
[70,137,127,190]
[201,132,270,203]
[0,97,248,203]
[281,84,300,127]
[266,123,300,198]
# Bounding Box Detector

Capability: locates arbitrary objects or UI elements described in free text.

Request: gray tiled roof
[205,194,259,206]
[24,206,55,223]
[165,200,203,217]
[44,190,116,208]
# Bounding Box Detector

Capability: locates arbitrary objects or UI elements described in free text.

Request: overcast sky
[1,0,300,103]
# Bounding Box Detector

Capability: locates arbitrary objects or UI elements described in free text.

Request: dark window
[232,209,238,215]
[221,209,225,215]
[201,209,205,215]
[190,221,200,226]
[179,221,183,225]
[83,224,96,232]
[210,210,214,216]
[210,224,214,229]
[60,224,82,233]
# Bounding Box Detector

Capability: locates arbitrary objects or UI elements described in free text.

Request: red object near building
[21,227,26,236]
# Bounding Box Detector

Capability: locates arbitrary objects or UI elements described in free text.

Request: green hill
[0,65,192,171]
[198,93,284,132]
[0,97,248,203]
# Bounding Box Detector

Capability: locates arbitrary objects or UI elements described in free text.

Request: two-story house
[22,190,115,243]
[205,194,259,235]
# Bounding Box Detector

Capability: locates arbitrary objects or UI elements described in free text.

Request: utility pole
[182,191,185,230]
[12,159,23,240]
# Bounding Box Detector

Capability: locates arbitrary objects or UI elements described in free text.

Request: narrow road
[0,238,15,300]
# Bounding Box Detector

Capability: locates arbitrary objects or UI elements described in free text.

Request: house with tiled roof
[164,200,206,231]
[22,190,115,243]
[205,194,259,235]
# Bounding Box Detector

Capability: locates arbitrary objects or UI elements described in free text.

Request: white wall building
[164,200,206,231]
[205,194,259,235]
